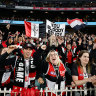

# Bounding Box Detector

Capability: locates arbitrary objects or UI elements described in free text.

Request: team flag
[24,21,39,38]
[67,18,85,31]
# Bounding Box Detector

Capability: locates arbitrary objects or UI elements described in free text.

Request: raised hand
[7,45,18,54]
[57,36,64,45]
[41,45,47,50]
[38,77,44,84]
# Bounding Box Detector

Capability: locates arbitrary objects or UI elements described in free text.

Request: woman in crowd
[37,49,72,96]
[72,50,96,96]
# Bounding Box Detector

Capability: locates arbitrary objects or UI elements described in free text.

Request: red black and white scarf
[14,56,36,87]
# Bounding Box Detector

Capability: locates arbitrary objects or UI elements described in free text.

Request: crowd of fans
[0,8,96,22]
[0,1,96,96]
[0,14,96,22]
[0,24,96,96]
[0,1,96,22]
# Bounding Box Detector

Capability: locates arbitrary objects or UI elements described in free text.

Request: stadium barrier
[0,87,95,96]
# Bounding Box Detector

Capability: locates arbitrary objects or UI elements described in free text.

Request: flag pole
[78,30,83,36]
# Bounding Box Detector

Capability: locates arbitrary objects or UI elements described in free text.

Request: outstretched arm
[0,45,18,66]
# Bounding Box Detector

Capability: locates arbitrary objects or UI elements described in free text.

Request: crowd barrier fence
[0,87,95,96]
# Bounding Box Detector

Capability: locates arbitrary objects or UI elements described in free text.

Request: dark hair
[76,50,89,67]
[0,48,3,55]
[67,43,71,45]
[76,50,90,73]
[22,42,33,49]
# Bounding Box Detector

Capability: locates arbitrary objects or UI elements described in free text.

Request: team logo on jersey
[50,71,56,75]
[60,71,65,76]
[79,74,83,76]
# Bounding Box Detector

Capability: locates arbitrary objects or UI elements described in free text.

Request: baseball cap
[22,42,33,49]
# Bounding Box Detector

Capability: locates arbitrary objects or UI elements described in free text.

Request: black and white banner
[46,20,65,36]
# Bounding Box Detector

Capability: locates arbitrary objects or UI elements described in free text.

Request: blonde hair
[49,35,58,47]
[46,50,62,66]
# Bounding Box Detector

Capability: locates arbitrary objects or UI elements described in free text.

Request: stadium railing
[0,87,96,96]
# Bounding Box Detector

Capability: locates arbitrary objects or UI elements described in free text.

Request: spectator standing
[0,43,42,95]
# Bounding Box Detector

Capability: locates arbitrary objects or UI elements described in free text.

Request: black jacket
[0,49,41,87]
[35,48,72,85]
